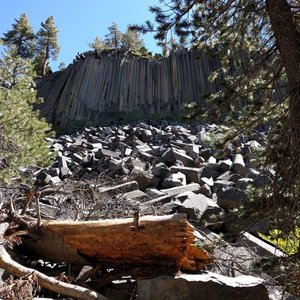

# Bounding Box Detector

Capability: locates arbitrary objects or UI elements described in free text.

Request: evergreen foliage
[2,14,60,77]
[104,22,123,50]
[36,16,60,76]
[0,52,53,182]
[89,22,146,55]
[133,0,300,257]
[1,13,36,59]
[89,36,109,52]
[122,26,145,53]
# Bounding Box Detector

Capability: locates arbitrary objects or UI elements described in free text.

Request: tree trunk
[266,0,300,149]
[8,213,212,272]
[266,0,300,257]
[41,43,50,77]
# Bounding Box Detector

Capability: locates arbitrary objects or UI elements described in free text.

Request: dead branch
[0,242,108,300]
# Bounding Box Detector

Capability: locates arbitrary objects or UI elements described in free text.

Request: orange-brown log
[12,213,213,272]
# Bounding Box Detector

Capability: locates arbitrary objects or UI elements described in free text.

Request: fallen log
[6,213,212,272]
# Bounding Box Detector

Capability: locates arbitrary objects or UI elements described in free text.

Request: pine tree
[104,22,123,49]
[121,27,145,53]
[89,36,109,52]
[89,24,147,55]
[36,16,59,76]
[133,0,300,256]
[1,13,36,59]
[0,52,53,182]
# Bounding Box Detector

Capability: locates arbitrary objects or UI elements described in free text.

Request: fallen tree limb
[0,242,108,300]
[7,213,213,272]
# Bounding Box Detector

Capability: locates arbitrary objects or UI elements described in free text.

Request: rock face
[37,49,220,126]
[137,273,269,300]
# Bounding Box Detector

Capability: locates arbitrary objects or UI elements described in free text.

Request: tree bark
[8,213,212,272]
[41,43,50,77]
[266,0,300,147]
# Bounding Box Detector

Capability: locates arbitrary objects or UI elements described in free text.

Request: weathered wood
[0,244,107,300]
[11,213,212,272]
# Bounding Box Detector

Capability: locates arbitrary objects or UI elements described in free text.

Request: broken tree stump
[7,213,212,272]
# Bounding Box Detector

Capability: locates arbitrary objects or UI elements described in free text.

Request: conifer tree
[88,36,109,52]
[1,13,36,59]
[89,23,147,55]
[0,52,53,182]
[121,27,145,53]
[36,16,59,76]
[104,22,123,50]
[133,0,300,255]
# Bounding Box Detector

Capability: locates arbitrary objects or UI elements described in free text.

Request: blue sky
[0,0,161,71]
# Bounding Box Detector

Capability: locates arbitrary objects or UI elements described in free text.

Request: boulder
[160,183,200,197]
[161,172,186,189]
[152,162,170,178]
[232,154,247,177]
[175,191,210,221]
[237,232,287,257]
[170,166,201,183]
[217,187,248,210]
[137,273,268,300]
[218,159,232,172]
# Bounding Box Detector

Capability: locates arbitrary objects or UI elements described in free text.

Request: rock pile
[11,120,290,299]
[33,120,272,227]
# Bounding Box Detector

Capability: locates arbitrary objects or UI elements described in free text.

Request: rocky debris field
[34,120,272,224]
[1,120,297,300]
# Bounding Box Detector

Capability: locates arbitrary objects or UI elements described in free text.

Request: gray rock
[45,175,61,185]
[198,166,213,179]
[160,172,186,189]
[95,148,120,159]
[145,188,166,199]
[213,180,235,193]
[236,178,253,190]
[217,187,247,209]
[160,183,200,197]
[252,175,272,188]
[199,183,212,197]
[237,232,287,257]
[122,190,149,201]
[156,201,179,214]
[161,148,177,164]
[170,166,201,183]
[199,176,214,187]
[57,155,70,178]
[152,162,170,178]
[72,153,84,164]
[149,175,161,188]
[232,154,247,176]
[172,149,195,167]
[145,194,175,206]
[133,173,153,191]
[183,144,200,160]
[248,168,261,178]
[48,167,60,177]
[208,156,217,164]
[199,148,212,160]
[98,181,139,194]
[137,273,268,300]
[218,159,232,172]
[176,191,210,221]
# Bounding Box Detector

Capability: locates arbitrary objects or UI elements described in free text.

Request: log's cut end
[14,213,213,272]
[179,242,214,271]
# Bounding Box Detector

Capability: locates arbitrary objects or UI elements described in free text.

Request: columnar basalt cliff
[37,50,220,126]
